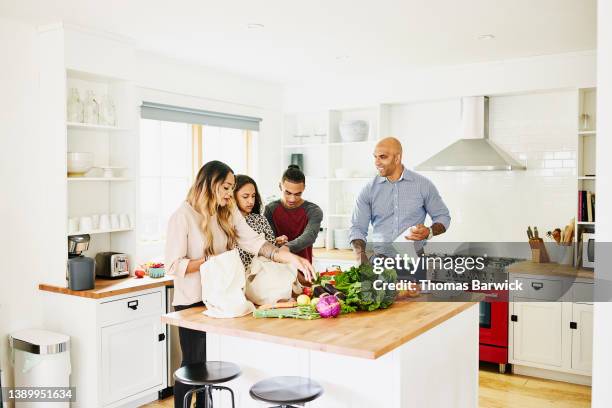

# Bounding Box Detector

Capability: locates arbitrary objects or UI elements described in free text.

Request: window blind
[141,101,261,131]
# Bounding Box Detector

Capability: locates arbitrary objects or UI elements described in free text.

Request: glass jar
[66,88,83,123]
[83,90,99,124]
[580,113,591,131]
[98,94,117,126]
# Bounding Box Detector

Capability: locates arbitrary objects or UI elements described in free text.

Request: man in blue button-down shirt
[349,137,451,269]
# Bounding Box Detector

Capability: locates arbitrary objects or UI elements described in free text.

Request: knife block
[529,238,550,263]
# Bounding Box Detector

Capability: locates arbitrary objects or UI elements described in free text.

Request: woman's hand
[186,257,207,274]
[275,235,289,246]
[274,250,316,283]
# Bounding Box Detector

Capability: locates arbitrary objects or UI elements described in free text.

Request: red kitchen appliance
[478,290,510,373]
[428,254,519,374]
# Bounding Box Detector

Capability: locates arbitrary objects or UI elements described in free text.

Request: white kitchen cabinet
[509,275,594,383]
[511,300,563,367]
[570,303,594,373]
[42,286,167,407]
[101,315,164,405]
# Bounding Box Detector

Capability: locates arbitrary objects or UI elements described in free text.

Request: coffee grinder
[66,234,96,290]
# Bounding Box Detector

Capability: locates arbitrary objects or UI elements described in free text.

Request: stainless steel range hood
[415,96,526,171]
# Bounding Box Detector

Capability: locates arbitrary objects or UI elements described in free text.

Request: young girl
[165,161,314,408]
[233,174,279,269]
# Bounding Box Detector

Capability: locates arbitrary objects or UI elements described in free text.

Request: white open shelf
[329,140,375,147]
[283,143,327,149]
[578,130,596,135]
[68,227,133,237]
[68,177,131,182]
[577,176,596,180]
[65,67,137,264]
[576,222,595,226]
[67,122,129,132]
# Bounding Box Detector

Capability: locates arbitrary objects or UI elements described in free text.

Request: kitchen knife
[534,227,539,239]
[527,227,534,240]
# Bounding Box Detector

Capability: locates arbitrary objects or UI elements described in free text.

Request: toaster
[95,252,130,279]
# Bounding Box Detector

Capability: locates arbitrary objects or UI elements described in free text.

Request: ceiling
[0,0,597,84]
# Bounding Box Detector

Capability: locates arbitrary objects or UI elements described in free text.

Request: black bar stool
[173,361,241,408]
[250,376,324,408]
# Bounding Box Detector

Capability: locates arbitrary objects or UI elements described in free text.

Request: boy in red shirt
[264,165,323,263]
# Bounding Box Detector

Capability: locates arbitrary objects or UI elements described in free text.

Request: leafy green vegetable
[334,264,398,312]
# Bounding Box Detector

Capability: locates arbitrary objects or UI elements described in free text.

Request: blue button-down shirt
[349,167,451,256]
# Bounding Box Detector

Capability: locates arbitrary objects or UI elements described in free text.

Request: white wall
[389,90,577,242]
[0,17,45,391]
[592,0,612,405]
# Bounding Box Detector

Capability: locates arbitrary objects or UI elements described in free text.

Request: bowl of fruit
[140,262,165,278]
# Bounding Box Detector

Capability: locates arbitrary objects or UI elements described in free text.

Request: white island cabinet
[39,277,172,407]
[163,299,480,408]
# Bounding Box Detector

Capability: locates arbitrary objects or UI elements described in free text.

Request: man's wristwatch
[427,227,433,240]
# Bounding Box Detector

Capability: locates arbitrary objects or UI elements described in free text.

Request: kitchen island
[162,299,480,408]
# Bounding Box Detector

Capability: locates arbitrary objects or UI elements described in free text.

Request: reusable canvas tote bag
[245,256,298,306]
[200,249,255,318]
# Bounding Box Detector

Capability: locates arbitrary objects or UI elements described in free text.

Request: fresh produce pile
[334,264,398,312]
[252,264,398,319]
[134,262,165,278]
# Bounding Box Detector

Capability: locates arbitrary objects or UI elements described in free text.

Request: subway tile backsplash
[393,90,577,242]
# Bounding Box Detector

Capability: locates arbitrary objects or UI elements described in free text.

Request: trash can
[9,329,71,408]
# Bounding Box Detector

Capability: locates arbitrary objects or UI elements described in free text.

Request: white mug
[79,216,93,232]
[110,214,120,229]
[92,214,100,230]
[99,214,111,230]
[68,218,79,233]
[119,214,131,229]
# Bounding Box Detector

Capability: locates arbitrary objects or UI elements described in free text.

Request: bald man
[349,137,451,274]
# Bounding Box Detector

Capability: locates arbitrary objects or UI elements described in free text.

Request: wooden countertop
[162,300,478,360]
[507,261,594,280]
[313,248,355,261]
[39,275,174,299]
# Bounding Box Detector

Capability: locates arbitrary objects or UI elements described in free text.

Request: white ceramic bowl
[339,120,369,142]
[67,152,94,176]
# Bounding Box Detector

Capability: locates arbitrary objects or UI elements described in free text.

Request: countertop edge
[39,276,174,299]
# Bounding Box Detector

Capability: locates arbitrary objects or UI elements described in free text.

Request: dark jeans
[174,301,207,408]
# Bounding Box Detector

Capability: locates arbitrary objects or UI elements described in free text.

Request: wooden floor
[478,364,591,408]
[144,365,591,408]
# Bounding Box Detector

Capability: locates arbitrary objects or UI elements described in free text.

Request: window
[193,125,254,176]
[139,119,192,242]
[139,108,258,243]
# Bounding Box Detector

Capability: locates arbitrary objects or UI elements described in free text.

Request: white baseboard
[512,364,592,386]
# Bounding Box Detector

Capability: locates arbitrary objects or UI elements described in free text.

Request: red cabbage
[316,295,340,318]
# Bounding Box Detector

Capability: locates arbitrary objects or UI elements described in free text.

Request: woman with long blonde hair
[165,160,314,408]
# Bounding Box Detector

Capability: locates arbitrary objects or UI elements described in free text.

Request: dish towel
[245,256,298,306]
[200,249,255,318]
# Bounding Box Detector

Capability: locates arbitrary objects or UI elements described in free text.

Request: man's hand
[405,224,430,241]
[350,239,370,265]
[275,235,288,246]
